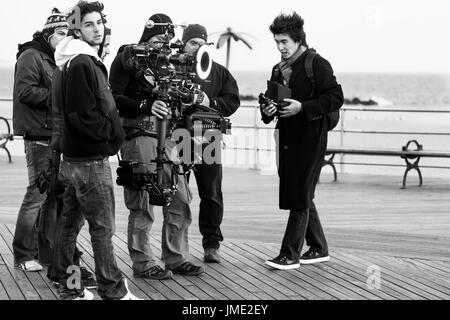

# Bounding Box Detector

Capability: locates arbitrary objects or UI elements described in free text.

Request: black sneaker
[80,267,97,289]
[171,261,205,276]
[265,255,300,270]
[133,265,173,280]
[57,285,94,300]
[300,250,330,265]
[204,248,221,263]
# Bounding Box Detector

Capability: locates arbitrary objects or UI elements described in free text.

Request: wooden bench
[324,140,450,188]
[0,116,13,163]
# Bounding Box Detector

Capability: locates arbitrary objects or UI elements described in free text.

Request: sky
[1,0,450,73]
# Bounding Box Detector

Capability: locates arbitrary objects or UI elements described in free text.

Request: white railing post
[253,104,260,170]
[340,108,346,174]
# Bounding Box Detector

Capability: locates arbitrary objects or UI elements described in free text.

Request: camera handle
[156,81,170,186]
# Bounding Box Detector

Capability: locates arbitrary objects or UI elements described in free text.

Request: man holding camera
[110,14,205,279]
[181,24,240,263]
[261,12,343,270]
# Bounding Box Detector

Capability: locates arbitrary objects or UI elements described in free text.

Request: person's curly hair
[70,1,107,26]
[269,11,307,46]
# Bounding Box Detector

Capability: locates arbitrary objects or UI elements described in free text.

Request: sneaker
[171,261,205,276]
[58,286,94,300]
[80,267,97,289]
[204,248,221,263]
[133,265,173,280]
[14,260,43,272]
[73,289,94,300]
[300,249,330,265]
[265,255,300,270]
[120,279,143,300]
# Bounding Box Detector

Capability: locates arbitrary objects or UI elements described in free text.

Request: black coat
[196,61,240,117]
[262,50,343,210]
[60,55,125,158]
[13,40,55,138]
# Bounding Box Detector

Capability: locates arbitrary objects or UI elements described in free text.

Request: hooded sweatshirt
[54,36,125,159]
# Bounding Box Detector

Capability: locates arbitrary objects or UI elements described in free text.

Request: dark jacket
[196,61,240,117]
[13,37,55,139]
[262,49,344,210]
[60,54,125,159]
[109,45,158,140]
[50,67,63,152]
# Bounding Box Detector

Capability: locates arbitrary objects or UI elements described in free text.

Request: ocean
[2,66,450,178]
[2,66,450,107]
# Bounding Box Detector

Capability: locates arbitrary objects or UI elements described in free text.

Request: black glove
[258,93,269,106]
[139,99,153,115]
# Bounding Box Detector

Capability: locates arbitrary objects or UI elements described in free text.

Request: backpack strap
[304,49,317,98]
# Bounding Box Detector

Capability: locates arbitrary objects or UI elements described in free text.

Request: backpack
[304,49,340,131]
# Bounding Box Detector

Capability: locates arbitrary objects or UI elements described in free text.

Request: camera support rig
[117,20,230,206]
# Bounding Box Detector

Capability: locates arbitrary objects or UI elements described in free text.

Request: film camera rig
[116,20,231,207]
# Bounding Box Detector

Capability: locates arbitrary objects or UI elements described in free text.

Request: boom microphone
[145,20,188,29]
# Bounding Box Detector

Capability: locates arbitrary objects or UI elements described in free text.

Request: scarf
[278,46,307,86]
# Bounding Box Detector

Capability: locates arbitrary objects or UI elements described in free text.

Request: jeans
[193,163,224,249]
[56,158,127,299]
[13,140,56,265]
[280,201,328,260]
[121,136,192,271]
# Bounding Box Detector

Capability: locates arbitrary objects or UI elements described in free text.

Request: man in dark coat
[261,12,343,270]
[12,8,69,272]
[181,24,240,263]
[110,14,205,279]
[52,0,140,300]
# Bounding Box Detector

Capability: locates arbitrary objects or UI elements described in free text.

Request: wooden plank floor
[0,155,449,300]
[0,223,449,300]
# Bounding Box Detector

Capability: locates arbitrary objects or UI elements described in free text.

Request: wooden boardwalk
[0,155,449,300]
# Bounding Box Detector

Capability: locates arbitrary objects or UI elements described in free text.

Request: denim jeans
[56,158,127,299]
[280,201,328,261]
[193,162,224,250]
[13,140,56,265]
[121,136,192,271]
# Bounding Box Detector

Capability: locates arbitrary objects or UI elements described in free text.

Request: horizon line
[0,63,449,76]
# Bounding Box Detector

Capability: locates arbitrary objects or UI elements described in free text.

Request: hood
[17,32,54,61]
[55,36,101,69]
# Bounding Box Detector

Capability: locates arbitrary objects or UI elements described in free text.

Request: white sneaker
[73,289,94,300]
[120,279,143,300]
[15,260,43,272]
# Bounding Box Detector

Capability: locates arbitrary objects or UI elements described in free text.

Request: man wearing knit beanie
[110,14,206,280]
[139,13,175,44]
[12,8,69,273]
[182,24,240,264]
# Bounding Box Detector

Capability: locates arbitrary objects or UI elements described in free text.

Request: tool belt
[122,115,172,137]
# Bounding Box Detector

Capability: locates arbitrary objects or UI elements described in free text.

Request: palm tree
[214,27,254,69]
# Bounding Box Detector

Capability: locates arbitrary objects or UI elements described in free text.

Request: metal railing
[228,103,450,171]
[3,96,450,171]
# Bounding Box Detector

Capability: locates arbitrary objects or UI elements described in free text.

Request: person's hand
[199,92,210,107]
[151,100,170,119]
[261,102,277,117]
[278,98,302,118]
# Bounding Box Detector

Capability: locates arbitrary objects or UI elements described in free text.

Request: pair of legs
[121,136,199,274]
[13,140,56,267]
[193,162,224,251]
[280,201,328,261]
[54,158,127,299]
